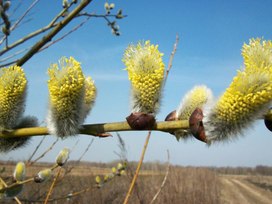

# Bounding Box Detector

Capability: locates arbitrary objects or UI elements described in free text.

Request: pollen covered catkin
[123,41,165,114]
[47,57,96,137]
[0,65,27,129]
[0,66,38,152]
[174,85,213,141]
[205,38,272,142]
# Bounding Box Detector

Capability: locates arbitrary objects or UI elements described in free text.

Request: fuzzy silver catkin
[173,85,213,141]
[82,77,97,121]
[46,57,96,137]
[123,41,165,114]
[203,38,272,143]
[0,66,39,152]
[0,66,27,130]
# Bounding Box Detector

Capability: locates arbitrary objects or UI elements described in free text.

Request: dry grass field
[1,161,272,204]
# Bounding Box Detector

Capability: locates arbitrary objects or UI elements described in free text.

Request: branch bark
[15,0,92,67]
[0,120,189,139]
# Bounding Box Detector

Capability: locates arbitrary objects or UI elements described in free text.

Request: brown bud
[126,112,155,130]
[165,110,177,121]
[189,108,207,143]
[164,110,177,135]
[264,118,272,132]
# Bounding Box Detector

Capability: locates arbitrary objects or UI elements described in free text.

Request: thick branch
[0,0,75,56]
[0,120,189,139]
[15,0,92,67]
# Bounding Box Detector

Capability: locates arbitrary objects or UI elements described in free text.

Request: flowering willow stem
[0,120,189,139]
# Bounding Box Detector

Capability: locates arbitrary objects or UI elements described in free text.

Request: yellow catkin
[215,71,272,123]
[0,65,27,127]
[173,85,212,141]
[56,148,70,166]
[82,76,97,120]
[84,76,96,107]
[123,41,165,113]
[207,38,272,141]
[177,85,212,120]
[47,57,85,119]
[242,38,272,74]
[13,162,25,182]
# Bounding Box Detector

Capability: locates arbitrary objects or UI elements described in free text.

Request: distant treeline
[210,165,272,176]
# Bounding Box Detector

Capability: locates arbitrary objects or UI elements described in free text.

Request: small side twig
[27,138,59,166]
[77,138,94,162]
[150,150,170,204]
[0,48,29,63]
[44,167,62,204]
[0,0,40,46]
[27,135,46,164]
[165,34,179,83]
[38,16,90,52]
[0,177,22,203]
[123,131,152,204]
[15,0,92,67]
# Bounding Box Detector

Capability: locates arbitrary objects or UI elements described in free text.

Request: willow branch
[0,0,40,46]
[0,178,34,193]
[0,23,57,57]
[10,0,40,32]
[0,120,189,139]
[0,0,77,56]
[0,177,22,204]
[165,34,179,82]
[0,48,28,63]
[123,131,152,204]
[38,17,90,53]
[15,0,92,67]
[44,167,62,204]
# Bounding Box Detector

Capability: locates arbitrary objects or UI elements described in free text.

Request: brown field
[1,161,272,204]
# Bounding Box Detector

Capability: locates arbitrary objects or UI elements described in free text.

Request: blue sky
[1,0,272,167]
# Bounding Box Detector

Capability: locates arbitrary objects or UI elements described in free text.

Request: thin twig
[13,197,22,204]
[26,136,46,165]
[79,12,127,23]
[123,131,152,204]
[15,0,92,66]
[0,0,40,45]
[44,167,62,204]
[165,34,179,83]
[0,178,34,193]
[0,177,22,204]
[0,0,75,54]
[0,59,18,67]
[38,16,90,52]
[150,150,170,204]
[10,0,40,32]
[77,138,94,161]
[71,139,80,153]
[48,0,77,27]
[27,138,59,166]
[0,48,28,63]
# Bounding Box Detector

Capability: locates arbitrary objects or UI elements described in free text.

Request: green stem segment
[0,120,189,139]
